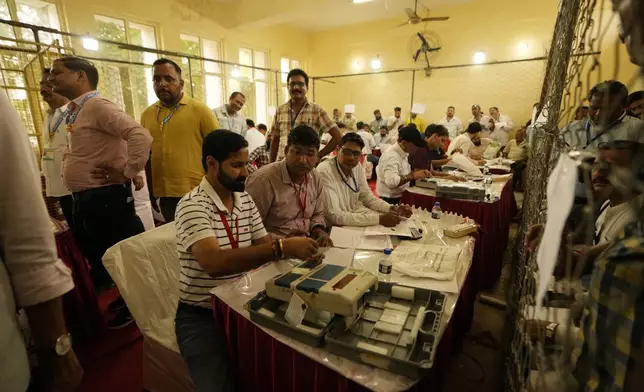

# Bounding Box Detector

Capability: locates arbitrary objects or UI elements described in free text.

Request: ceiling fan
[397,0,450,27]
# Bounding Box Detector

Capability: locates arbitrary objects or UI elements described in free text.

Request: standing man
[469,104,492,138]
[342,111,357,131]
[1,88,84,392]
[387,107,405,141]
[141,58,219,222]
[269,68,342,161]
[248,125,332,247]
[438,106,463,139]
[370,109,388,132]
[376,126,431,205]
[50,56,152,328]
[215,92,247,136]
[39,68,72,226]
[374,125,390,147]
[244,118,266,155]
[407,111,426,134]
[488,106,514,146]
[332,108,342,123]
[174,130,318,392]
[357,121,378,177]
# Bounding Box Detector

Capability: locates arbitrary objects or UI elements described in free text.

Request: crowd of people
[2,1,644,389]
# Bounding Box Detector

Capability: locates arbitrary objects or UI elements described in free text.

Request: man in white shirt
[174,130,318,391]
[376,126,431,204]
[332,108,342,123]
[447,122,482,156]
[40,68,72,226]
[439,106,463,139]
[318,133,411,227]
[370,109,388,132]
[357,121,379,178]
[0,90,83,392]
[244,118,266,155]
[488,106,514,146]
[374,125,390,147]
[214,91,247,136]
[469,104,492,138]
[387,106,405,141]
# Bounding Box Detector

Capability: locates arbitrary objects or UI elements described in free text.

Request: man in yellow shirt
[142,58,219,221]
[407,111,425,134]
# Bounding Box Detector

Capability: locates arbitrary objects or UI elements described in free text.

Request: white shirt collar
[199,177,242,215]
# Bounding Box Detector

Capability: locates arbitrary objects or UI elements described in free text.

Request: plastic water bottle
[483,164,492,186]
[378,248,392,281]
[431,202,442,219]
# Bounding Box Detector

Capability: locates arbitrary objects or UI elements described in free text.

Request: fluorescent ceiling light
[352,60,362,71]
[231,66,241,78]
[82,37,99,51]
[473,51,486,64]
[371,56,381,70]
[352,0,374,3]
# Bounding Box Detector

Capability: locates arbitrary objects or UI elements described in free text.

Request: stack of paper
[363,219,419,238]
[329,226,393,251]
[390,242,462,280]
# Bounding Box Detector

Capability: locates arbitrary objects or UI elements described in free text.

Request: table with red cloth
[212,239,476,392]
[401,177,517,291]
[52,219,104,341]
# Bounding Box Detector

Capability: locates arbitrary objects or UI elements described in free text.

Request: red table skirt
[401,181,517,291]
[212,264,478,392]
[56,229,104,341]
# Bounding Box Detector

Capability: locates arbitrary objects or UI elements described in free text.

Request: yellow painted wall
[309,0,641,129]
[56,0,312,71]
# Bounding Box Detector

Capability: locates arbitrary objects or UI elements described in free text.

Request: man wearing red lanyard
[49,57,152,329]
[247,125,333,246]
[174,130,318,392]
[268,68,342,162]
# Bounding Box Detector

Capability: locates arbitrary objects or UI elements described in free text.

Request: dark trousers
[366,154,380,178]
[72,184,144,290]
[381,196,401,205]
[160,197,182,222]
[59,194,75,230]
[511,161,527,191]
[175,303,235,392]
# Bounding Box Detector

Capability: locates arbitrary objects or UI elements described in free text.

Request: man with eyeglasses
[247,125,333,247]
[141,58,219,222]
[269,68,342,162]
[318,133,411,227]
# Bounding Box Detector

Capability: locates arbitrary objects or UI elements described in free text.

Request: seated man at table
[376,126,431,205]
[447,122,482,156]
[247,125,333,246]
[174,130,319,392]
[468,134,492,161]
[409,124,452,171]
[503,127,528,191]
[318,132,412,227]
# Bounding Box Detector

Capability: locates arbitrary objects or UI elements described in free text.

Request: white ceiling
[178,0,473,31]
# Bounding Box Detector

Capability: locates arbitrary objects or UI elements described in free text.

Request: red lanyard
[218,212,239,249]
[292,176,308,219]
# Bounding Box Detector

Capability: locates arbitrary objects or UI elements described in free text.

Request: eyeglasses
[288,81,306,88]
[340,148,362,158]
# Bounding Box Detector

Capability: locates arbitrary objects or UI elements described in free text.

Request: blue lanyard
[289,101,305,130]
[156,102,181,131]
[335,158,359,193]
[65,92,100,131]
[49,109,68,134]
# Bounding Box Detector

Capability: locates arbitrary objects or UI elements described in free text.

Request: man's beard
[473,140,482,146]
[218,167,246,192]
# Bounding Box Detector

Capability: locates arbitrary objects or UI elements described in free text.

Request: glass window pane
[254,51,266,80]
[180,34,202,72]
[291,59,300,69]
[203,39,221,73]
[205,75,223,110]
[0,0,15,46]
[282,86,289,103]
[95,15,128,60]
[280,58,289,83]
[16,0,62,44]
[238,48,252,79]
[127,22,157,65]
[255,81,267,125]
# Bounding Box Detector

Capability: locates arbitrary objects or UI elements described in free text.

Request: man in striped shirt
[174,130,318,392]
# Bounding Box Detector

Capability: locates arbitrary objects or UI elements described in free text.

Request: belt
[71,184,131,203]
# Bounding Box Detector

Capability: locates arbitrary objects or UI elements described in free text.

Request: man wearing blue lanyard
[318,132,411,227]
[40,68,73,228]
[215,92,247,137]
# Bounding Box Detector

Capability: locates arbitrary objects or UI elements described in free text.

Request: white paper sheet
[330,226,393,251]
[450,153,483,175]
[363,219,418,238]
[411,103,426,114]
[535,155,577,307]
[344,104,356,114]
[322,247,356,267]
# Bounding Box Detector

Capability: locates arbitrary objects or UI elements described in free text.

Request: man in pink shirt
[49,56,152,328]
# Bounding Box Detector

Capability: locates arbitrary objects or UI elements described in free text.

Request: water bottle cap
[434,202,440,206]
[384,248,392,255]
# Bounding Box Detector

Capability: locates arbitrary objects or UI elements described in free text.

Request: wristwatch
[54,333,73,356]
[545,322,558,345]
